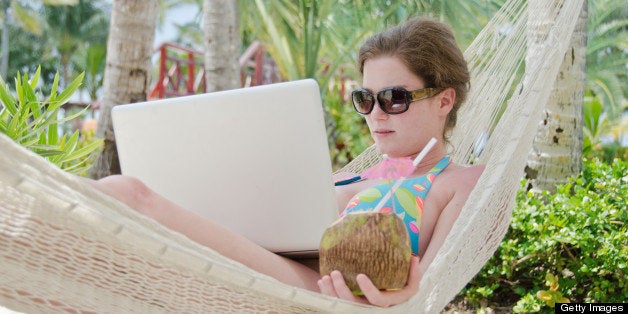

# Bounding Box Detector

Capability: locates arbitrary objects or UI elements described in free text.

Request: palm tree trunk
[89,0,158,179]
[524,0,588,193]
[202,0,240,92]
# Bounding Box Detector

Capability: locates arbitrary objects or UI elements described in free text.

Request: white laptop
[111,79,338,256]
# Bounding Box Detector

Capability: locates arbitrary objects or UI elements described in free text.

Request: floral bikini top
[340,156,451,254]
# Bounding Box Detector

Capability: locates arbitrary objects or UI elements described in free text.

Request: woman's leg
[86,175,321,291]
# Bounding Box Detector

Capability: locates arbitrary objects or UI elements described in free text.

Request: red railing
[239,40,281,87]
[148,43,205,99]
[148,41,281,100]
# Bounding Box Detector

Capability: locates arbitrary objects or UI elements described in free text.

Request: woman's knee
[96,175,155,209]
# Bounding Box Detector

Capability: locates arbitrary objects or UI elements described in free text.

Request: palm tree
[236,0,502,167]
[525,0,588,193]
[0,0,79,80]
[202,0,240,91]
[42,0,109,87]
[389,0,501,48]
[90,0,159,179]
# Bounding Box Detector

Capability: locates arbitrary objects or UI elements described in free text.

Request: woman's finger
[317,275,338,298]
[406,255,422,289]
[358,255,422,307]
[330,271,361,302]
[356,274,390,307]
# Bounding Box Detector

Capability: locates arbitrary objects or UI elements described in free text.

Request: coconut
[319,211,412,294]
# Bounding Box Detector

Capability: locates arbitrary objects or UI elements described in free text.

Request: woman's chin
[377,147,405,158]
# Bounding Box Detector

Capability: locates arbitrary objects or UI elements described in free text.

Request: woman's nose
[369,101,389,120]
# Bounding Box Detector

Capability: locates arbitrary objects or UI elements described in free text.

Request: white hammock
[0,0,584,312]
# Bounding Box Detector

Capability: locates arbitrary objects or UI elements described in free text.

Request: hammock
[0,0,585,312]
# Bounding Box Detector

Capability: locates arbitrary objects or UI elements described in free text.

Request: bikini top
[340,155,451,254]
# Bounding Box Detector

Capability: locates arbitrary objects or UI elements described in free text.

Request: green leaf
[48,122,58,145]
[15,73,25,108]
[11,2,44,36]
[55,72,84,106]
[38,131,47,145]
[58,106,88,123]
[29,66,41,90]
[358,188,382,203]
[49,72,60,104]
[29,144,64,157]
[395,187,417,219]
[59,132,80,157]
[7,107,26,139]
[58,138,103,165]
[0,76,17,116]
[28,108,56,135]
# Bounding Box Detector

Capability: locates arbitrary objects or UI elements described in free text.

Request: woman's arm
[418,164,484,275]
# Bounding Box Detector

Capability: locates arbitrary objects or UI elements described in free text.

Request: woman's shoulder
[436,163,485,193]
[424,162,485,219]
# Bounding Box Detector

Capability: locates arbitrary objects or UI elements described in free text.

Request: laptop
[111,79,338,256]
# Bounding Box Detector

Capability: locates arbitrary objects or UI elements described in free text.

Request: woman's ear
[438,87,456,116]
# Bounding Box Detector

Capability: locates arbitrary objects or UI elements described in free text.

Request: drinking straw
[372,137,438,212]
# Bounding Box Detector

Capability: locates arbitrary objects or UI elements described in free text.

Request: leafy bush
[463,158,627,312]
[0,67,102,176]
[324,81,373,170]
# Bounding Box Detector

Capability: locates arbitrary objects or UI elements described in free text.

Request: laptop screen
[112,79,338,254]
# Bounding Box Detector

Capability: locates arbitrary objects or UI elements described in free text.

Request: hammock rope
[1,0,585,312]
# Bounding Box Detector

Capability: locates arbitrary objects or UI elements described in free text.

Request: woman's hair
[357,17,470,141]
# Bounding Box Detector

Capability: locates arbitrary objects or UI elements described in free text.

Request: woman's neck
[408,143,448,176]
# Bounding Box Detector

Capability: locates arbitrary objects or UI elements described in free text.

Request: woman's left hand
[317,255,421,307]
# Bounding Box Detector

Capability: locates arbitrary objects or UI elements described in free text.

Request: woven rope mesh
[0,148,345,313]
[1,0,585,312]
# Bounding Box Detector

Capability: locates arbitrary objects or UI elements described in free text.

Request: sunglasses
[351,87,444,115]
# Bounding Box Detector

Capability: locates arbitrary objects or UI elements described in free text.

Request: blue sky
[154,4,197,46]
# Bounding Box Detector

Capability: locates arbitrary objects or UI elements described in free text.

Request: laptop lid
[111,79,338,255]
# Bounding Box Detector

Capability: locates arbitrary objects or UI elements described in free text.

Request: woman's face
[361,56,446,158]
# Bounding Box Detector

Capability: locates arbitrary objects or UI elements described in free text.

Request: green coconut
[319,211,412,294]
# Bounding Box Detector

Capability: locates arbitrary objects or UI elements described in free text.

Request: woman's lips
[373,129,395,138]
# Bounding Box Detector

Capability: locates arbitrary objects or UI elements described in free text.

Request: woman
[89,17,483,307]
[320,17,484,306]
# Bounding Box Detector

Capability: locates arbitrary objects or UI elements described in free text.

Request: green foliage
[239,0,501,96]
[584,0,627,147]
[463,158,627,312]
[324,82,372,170]
[5,0,110,93]
[583,92,628,162]
[72,42,106,101]
[241,0,378,91]
[5,25,59,94]
[0,67,102,176]
[535,273,570,307]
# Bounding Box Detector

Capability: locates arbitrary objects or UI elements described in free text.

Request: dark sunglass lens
[352,90,373,113]
[379,89,407,113]
[377,89,393,111]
